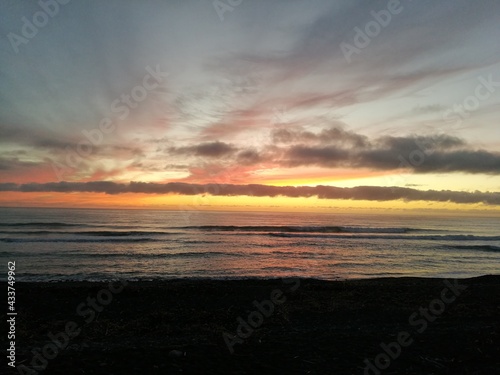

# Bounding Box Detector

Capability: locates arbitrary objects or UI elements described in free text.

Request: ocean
[0,207,499,281]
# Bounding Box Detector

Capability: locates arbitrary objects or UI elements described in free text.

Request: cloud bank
[1,182,499,205]
[165,129,500,175]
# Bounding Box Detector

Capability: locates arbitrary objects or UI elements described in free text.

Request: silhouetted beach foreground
[4,276,499,374]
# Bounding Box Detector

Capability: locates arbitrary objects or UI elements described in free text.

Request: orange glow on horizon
[1,191,499,215]
[258,169,393,186]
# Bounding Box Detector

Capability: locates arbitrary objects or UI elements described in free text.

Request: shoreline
[2,275,499,374]
[7,273,500,283]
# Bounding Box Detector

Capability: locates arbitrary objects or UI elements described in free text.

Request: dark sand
[3,276,499,374]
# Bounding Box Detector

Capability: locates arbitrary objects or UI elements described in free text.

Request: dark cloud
[0,158,41,171]
[379,134,465,152]
[237,150,262,165]
[279,131,500,174]
[284,145,351,167]
[166,129,500,174]
[1,181,499,205]
[0,124,69,152]
[32,139,70,150]
[169,141,236,158]
[413,150,500,174]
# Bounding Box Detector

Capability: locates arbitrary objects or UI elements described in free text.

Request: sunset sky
[1,0,499,212]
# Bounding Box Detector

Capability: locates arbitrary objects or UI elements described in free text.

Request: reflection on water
[0,208,499,281]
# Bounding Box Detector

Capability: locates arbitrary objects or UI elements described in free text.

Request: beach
[4,275,499,374]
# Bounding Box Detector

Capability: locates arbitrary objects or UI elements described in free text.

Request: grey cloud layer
[167,128,500,175]
[169,141,236,157]
[1,181,499,205]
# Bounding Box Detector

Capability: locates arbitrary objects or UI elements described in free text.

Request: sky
[0,0,499,212]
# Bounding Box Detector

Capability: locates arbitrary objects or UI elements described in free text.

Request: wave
[0,238,158,243]
[0,222,146,230]
[0,224,446,235]
[269,233,500,241]
[0,222,81,228]
[0,230,181,237]
[2,233,498,244]
[0,250,247,258]
[444,245,500,252]
[180,225,436,234]
[261,266,301,272]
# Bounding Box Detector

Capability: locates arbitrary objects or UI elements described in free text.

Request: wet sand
[3,276,499,374]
